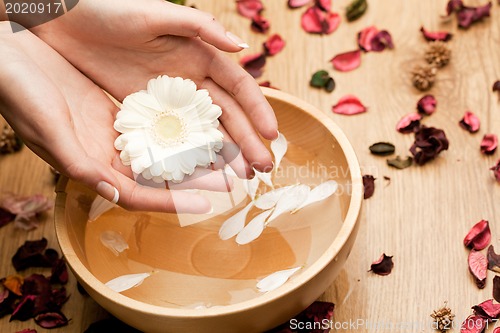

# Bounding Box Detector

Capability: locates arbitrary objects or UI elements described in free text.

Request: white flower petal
[88,195,116,221]
[100,231,129,256]
[295,180,338,211]
[105,272,152,293]
[255,170,273,187]
[271,131,288,170]
[123,91,163,116]
[243,176,260,200]
[267,184,310,223]
[219,201,254,240]
[256,267,301,293]
[254,185,294,210]
[236,209,273,245]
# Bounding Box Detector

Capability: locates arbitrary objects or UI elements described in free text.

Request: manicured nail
[96,181,120,204]
[226,31,249,48]
[206,206,214,214]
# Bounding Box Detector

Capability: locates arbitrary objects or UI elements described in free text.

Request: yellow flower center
[151,112,187,146]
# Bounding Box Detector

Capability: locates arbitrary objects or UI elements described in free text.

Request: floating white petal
[88,195,116,221]
[267,184,310,222]
[100,231,129,256]
[254,170,273,188]
[295,180,338,212]
[243,176,260,200]
[218,201,254,240]
[236,209,273,245]
[270,132,288,170]
[105,272,152,293]
[254,185,294,210]
[256,267,302,292]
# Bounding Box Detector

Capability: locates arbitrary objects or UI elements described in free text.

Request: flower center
[151,112,187,146]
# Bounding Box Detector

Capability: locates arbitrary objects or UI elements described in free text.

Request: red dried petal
[494,80,500,92]
[240,53,266,78]
[491,160,500,182]
[10,295,37,321]
[447,0,464,15]
[49,287,68,310]
[287,0,312,9]
[468,250,487,289]
[357,26,379,52]
[236,0,263,19]
[315,0,331,11]
[370,30,394,52]
[370,253,394,276]
[494,277,500,304]
[396,113,422,133]
[464,220,491,251]
[362,175,375,199]
[34,311,69,329]
[267,301,334,332]
[301,6,340,35]
[258,81,279,90]
[494,327,500,333]
[458,2,491,29]
[263,34,285,56]
[480,134,498,155]
[410,126,449,165]
[332,95,367,115]
[16,329,37,333]
[323,12,341,34]
[50,259,68,285]
[460,111,481,133]
[420,27,453,42]
[460,314,487,333]
[22,274,51,315]
[472,299,500,320]
[12,238,52,271]
[417,94,437,115]
[488,245,500,272]
[251,14,270,33]
[331,50,361,72]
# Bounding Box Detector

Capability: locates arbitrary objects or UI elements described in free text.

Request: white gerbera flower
[114,75,224,183]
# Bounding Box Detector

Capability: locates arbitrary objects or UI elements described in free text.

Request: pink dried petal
[34,311,69,329]
[494,327,500,333]
[0,194,52,217]
[263,34,285,56]
[370,253,393,276]
[236,0,263,19]
[481,134,498,155]
[468,249,487,289]
[315,0,331,11]
[357,26,379,52]
[259,81,279,90]
[464,220,491,250]
[446,0,464,15]
[420,27,453,42]
[459,111,480,133]
[251,14,270,33]
[330,50,361,72]
[460,314,487,333]
[472,299,500,320]
[370,30,394,52]
[323,12,340,34]
[287,0,312,9]
[362,175,375,199]
[491,160,500,182]
[396,113,422,133]
[240,53,266,78]
[417,94,437,115]
[301,6,340,34]
[332,95,367,115]
[458,2,491,29]
[16,329,37,333]
[10,295,37,321]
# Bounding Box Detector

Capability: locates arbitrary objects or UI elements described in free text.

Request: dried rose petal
[410,126,449,165]
[0,194,53,231]
[267,301,334,332]
[251,14,270,33]
[0,208,15,228]
[50,259,68,285]
[16,329,37,333]
[34,311,69,329]
[287,0,312,9]
[362,175,375,199]
[460,314,487,333]
[332,95,367,115]
[370,253,393,276]
[259,81,279,90]
[472,299,500,320]
[2,275,23,296]
[44,249,59,266]
[301,6,340,35]
[457,2,492,29]
[481,134,498,155]
[446,0,464,15]
[494,327,500,333]
[488,245,500,272]
[331,50,361,72]
[236,0,263,18]
[358,26,379,52]
[263,34,285,56]
[49,287,68,309]
[459,111,480,133]
[494,277,500,304]
[240,53,266,78]
[10,295,37,321]
[396,113,422,134]
[417,94,437,115]
[464,220,491,251]
[420,27,453,42]
[494,80,500,93]
[492,160,500,182]
[12,238,52,271]
[468,250,487,289]
[315,0,331,11]
[22,274,51,315]
[370,30,394,52]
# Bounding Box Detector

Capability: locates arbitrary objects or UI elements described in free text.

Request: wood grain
[1,0,500,331]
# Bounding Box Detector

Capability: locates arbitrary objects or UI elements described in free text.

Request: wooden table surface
[1,0,500,332]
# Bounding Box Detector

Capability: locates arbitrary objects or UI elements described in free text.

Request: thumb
[148,2,249,52]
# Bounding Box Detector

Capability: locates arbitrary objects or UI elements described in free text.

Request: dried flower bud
[430,304,455,332]
[411,65,437,91]
[425,41,451,68]
[0,125,23,155]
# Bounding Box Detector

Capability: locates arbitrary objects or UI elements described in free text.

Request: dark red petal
[266,301,334,333]
[12,238,51,271]
[446,0,464,15]
[493,80,500,92]
[50,259,68,285]
[459,111,481,133]
[488,245,500,272]
[263,34,285,56]
[10,295,37,321]
[331,50,361,72]
[457,8,476,28]
[362,175,375,199]
[468,250,487,289]
[417,94,437,115]
[43,249,59,267]
[332,95,367,115]
[460,314,487,333]
[287,0,312,9]
[236,0,263,19]
[48,287,68,310]
[464,220,491,251]
[301,6,339,35]
[410,126,449,165]
[481,134,498,155]
[370,30,394,52]
[420,26,453,42]
[15,329,37,333]
[22,274,51,315]
[494,277,500,304]
[251,14,270,33]
[34,311,69,329]
[323,12,340,34]
[396,113,422,133]
[357,26,379,52]
[0,208,15,228]
[472,299,500,320]
[370,253,394,276]
[315,0,331,11]
[471,2,492,21]
[491,160,500,182]
[240,53,266,78]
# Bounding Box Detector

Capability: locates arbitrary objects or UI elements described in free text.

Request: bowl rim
[54,87,363,319]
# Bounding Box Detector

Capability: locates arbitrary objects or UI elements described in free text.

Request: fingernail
[226,31,249,49]
[96,181,120,204]
[205,206,214,214]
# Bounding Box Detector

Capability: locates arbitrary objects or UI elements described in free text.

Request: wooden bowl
[54,87,363,333]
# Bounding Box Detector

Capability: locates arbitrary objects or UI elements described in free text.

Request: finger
[208,52,279,141]
[201,78,272,173]
[148,2,249,52]
[218,125,254,178]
